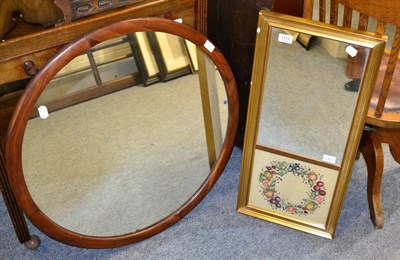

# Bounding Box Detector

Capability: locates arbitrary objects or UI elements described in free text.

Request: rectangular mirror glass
[258,28,368,166]
[237,10,386,238]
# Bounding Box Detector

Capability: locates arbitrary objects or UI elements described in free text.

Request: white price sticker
[204,40,215,53]
[346,45,358,57]
[174,18,183,23]
[38,106,49,119]
[278,33,293,44]
[322,154,337,164]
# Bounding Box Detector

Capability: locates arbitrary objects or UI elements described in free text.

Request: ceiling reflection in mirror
[21,32,228,236]
[257,28,370,165]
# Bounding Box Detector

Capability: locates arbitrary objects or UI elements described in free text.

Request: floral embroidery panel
[248,149,339,225]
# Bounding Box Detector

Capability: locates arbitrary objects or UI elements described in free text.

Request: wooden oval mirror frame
[6,18,239,248]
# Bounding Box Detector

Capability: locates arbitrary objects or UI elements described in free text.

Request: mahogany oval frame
[6,18,239,248]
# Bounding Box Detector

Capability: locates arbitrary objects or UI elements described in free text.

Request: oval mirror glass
[7,18,238,248]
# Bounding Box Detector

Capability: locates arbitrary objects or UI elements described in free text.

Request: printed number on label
[278,33,293,44]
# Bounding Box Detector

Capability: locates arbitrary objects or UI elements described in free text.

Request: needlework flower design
[259,161,327,215]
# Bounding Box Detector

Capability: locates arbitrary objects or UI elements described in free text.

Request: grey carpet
[1,146,400,259]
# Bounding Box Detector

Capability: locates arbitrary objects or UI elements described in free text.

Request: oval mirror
[6,18,238,248]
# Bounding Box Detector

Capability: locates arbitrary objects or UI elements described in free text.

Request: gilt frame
[237,10,386,238]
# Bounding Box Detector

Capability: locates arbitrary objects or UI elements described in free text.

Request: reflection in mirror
[146,32,192,81]
[257,28,370,165]
[129,32,161,85]
[21,33,228,236]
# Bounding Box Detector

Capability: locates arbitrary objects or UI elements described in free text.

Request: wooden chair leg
[360,131,385,228]
[388,137,400,164]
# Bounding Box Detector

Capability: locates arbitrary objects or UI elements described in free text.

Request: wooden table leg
[360,130,385,228]
[0,147,40,249]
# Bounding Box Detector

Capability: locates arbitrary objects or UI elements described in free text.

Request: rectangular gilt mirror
[237,10,386,238]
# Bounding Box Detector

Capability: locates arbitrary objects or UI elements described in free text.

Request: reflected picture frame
[237,10,386,238]
[185,39,199,72]
[129,32,161,86]
[146,31,192,81]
